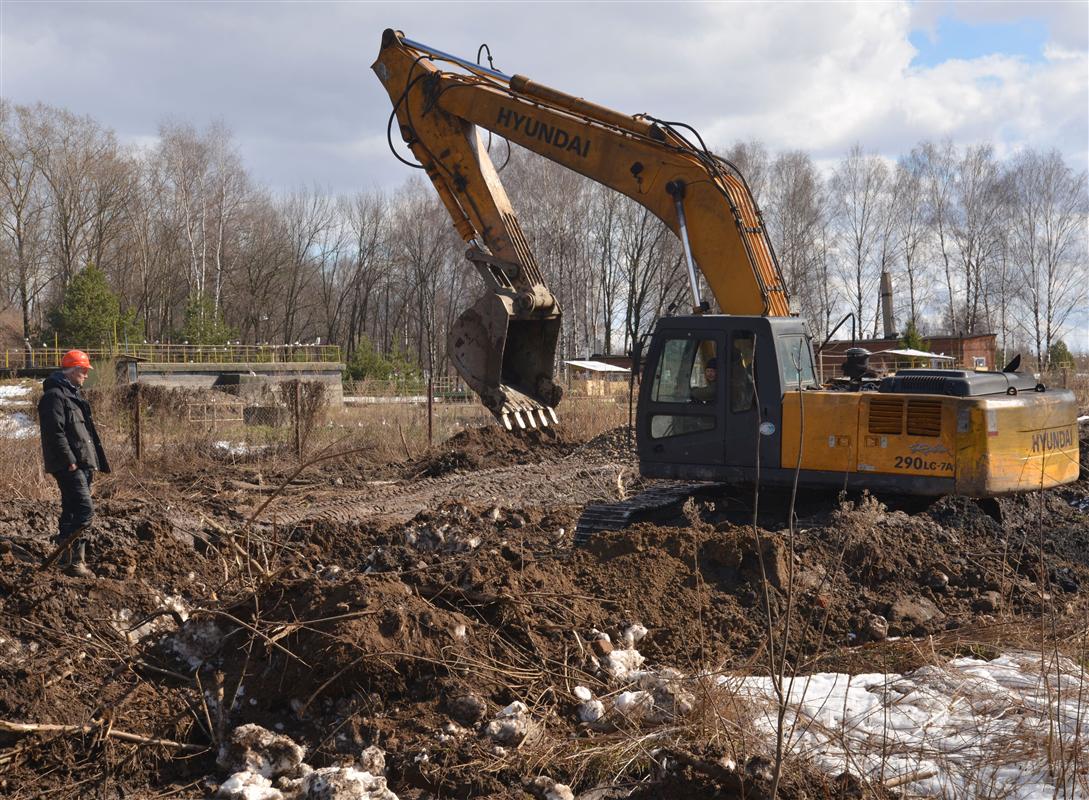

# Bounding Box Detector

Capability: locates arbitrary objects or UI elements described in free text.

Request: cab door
[638,331,725,466]
[723,329,760,468]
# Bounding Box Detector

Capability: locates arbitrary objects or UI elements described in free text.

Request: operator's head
[61,349,93,386]
[704,357,717,382]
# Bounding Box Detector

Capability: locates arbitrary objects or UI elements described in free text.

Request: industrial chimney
[880,270,897,339]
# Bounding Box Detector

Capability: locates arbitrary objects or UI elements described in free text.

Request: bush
[1047,340,1075,370]
[344,336,421,382]
[179,293,236,346]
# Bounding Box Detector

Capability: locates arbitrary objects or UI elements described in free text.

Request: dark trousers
[53,467,94,542]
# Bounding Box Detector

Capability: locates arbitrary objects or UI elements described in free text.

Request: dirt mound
[569,425,636,463]
[1,425,1087,798]
[409,424,577,477]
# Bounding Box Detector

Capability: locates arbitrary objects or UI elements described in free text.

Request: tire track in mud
[259,459,631,527]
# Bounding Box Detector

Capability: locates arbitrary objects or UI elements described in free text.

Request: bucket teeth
[548,407,559,424]
[538,409,549,427]
[526,410,537,429]
[502,413,513,431]
[514,411,526,429]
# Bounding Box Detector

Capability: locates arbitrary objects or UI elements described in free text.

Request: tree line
[1,100,1086,375]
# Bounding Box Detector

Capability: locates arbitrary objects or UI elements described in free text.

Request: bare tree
[124,151,181,339]
[1010,149,1088,369]
[892,149,933,329]
[227,193,289,343]
[277,188,336,343]
[723,140,771,208]
[338,190,391,356]
[157,121,246,312]
[0,102,49,337]
[918,140,961,333]
[389,182,456,371]
[830,144,888,336]
[950,144,1009,335]
[26,105,121,292]
[585,184,623,355]
[615,201,680,352]
[766,150,827,332]
[505,148,593,362]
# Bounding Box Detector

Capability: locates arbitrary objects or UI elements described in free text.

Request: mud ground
[1,423,1087,799]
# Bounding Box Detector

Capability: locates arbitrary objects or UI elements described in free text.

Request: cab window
[776,334,818,388]
[649,337,717,439]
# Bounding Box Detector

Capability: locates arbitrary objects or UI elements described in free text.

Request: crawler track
[573,481,725,546]
[260,460,632,527]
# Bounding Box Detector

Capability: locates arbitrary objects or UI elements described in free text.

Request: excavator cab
[637,315,817,482]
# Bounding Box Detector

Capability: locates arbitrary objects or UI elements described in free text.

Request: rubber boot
[64,540,94,579]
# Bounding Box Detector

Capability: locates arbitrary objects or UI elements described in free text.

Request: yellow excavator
[372,29,1079,516]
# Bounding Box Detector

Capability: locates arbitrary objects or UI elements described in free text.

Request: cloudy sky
[2,1,1087,195]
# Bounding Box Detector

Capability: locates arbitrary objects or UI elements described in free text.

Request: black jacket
[38,372,110,475]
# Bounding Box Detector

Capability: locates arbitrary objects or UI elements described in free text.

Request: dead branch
[0,718,205,752]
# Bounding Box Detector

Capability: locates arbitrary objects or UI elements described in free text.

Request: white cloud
[0,2,1084,192]
[910,0,1088,50]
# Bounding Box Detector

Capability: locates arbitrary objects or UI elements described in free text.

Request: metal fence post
[134,383,143,461]
[427,370,434,449]
[294,380,303,461]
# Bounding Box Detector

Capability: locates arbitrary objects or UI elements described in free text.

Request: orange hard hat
[61,350,93,370]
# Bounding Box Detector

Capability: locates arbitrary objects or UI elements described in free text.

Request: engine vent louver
[907,399,943,437]
[868,398,903,434]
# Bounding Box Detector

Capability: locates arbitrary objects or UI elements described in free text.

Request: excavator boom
[373,29,790,426]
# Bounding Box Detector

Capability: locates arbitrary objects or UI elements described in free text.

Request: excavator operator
[690,358,717,404]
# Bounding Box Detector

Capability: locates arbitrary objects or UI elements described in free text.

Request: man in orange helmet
[38,350,110,578]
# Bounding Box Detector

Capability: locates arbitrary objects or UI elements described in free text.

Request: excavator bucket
[449,291,562,430]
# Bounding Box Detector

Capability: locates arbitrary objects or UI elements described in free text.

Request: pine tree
[180,294,235,346]
[1047,340,1074,370]
[345,335,421,381]
[51,264,140,347]
[899,320,928,353]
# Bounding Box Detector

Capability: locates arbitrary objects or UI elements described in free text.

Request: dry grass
[0,383,629,499]
[1048,369,1089,411]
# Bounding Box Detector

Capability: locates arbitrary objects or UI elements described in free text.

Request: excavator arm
[373,29,791,427]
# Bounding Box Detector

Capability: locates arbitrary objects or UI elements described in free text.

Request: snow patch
[164,617,224,669]
[294,766,397,799]
[0,411,36,439]
[0,384,32,406]
[483,700,537,746]
[621,623,648,647]
[216,770,282,800]
[603,647,645,680]
[723,651,1089,799]
[214,440,259,456]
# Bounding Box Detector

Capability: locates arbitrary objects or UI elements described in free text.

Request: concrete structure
[116,359,346,404]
